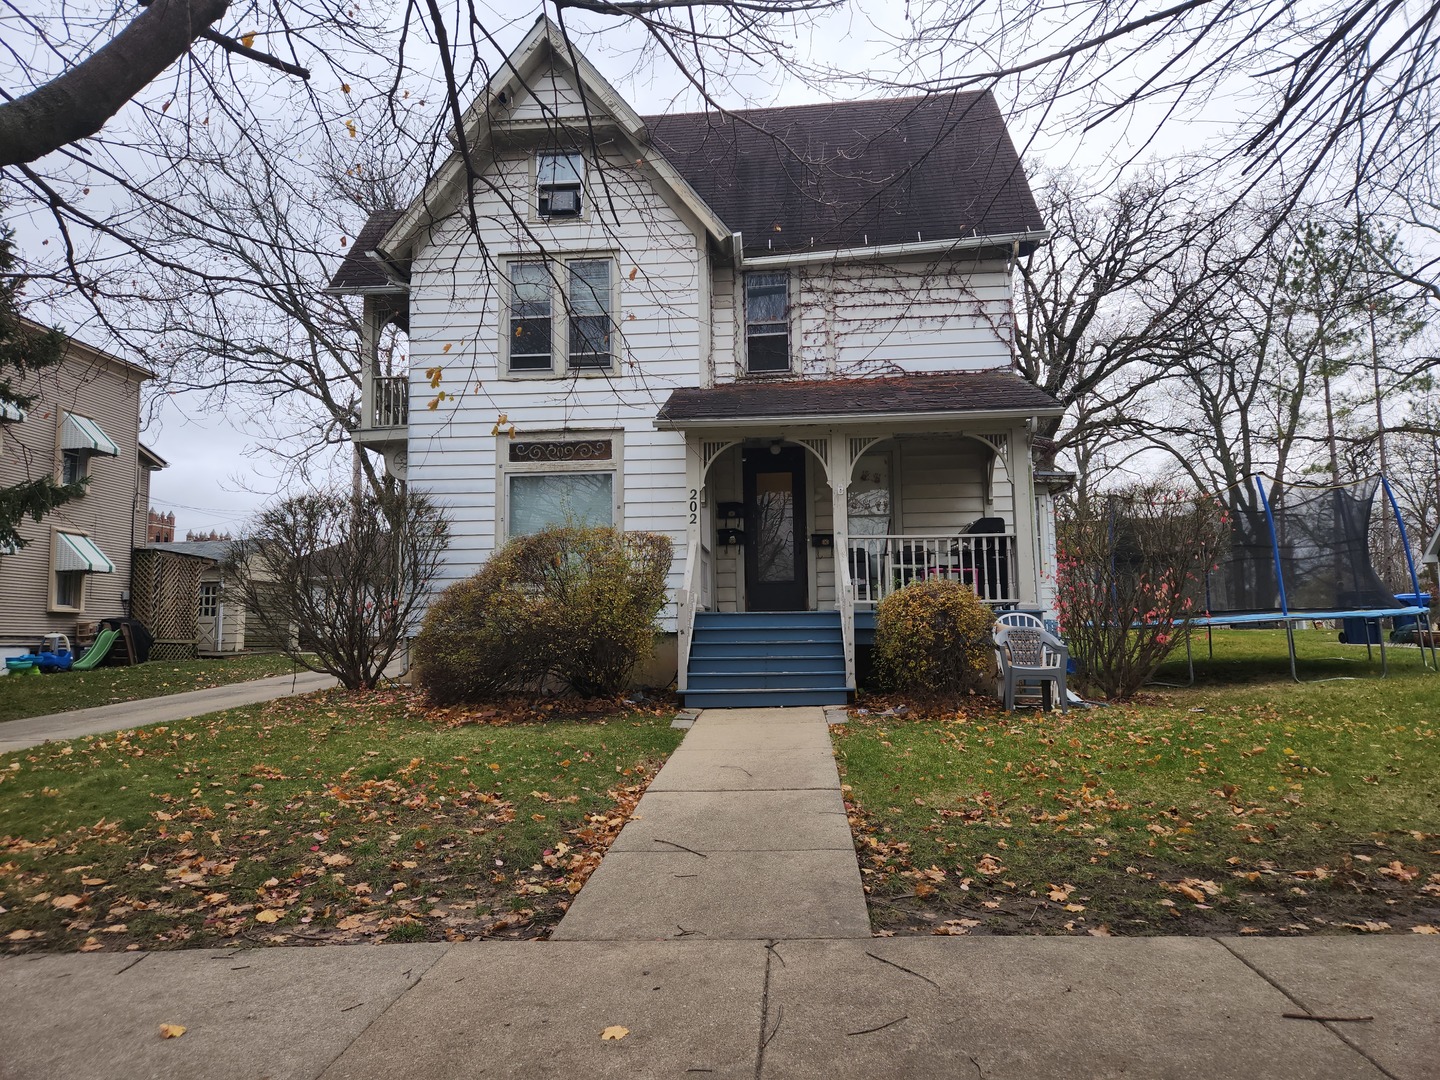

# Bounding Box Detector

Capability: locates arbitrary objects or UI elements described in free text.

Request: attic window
[537,152,584,218]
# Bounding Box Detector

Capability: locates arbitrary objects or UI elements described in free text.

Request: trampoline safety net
[1207,478,1399,616]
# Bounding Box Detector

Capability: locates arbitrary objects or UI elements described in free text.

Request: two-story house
[0,322,166,661]
[328,17,1065,707]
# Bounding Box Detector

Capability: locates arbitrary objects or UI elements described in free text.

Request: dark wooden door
[743,446,808,611]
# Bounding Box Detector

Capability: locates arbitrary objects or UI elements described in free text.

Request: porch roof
[656,371,1062,428]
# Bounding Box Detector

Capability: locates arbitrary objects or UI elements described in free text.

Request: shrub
[872,579,997,695]
[227,487,450,691]
[414,524,673,704]
[1055,483,1226,700]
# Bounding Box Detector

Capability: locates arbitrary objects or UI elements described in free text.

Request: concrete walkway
[2,937,1435,1079]
[0,670,338,754]
[553,706,870,941]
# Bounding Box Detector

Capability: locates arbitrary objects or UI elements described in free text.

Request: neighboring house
[0,323,165,661]
[138,540,249,656]
[327,17,1064,706]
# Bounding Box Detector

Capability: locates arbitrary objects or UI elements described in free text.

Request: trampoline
[1179,474,1437,683]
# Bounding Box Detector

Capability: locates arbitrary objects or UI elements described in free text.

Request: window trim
[743,270,793,376]
[501,255,621,378]
[496,430,624,540]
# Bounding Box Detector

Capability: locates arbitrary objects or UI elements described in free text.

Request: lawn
[0,689,683,953]
[835,629,1440,938]
[0,653,305,723]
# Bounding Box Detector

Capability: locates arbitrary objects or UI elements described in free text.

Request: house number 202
[688,489,699,524]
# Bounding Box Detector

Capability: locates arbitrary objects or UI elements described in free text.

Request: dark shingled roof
[328,209,404,292]
[644,91,1043,257]
[657,371,1061,424]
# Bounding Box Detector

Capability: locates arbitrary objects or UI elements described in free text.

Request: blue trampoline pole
[1255,475,1299,682]
[1381,474,1438,672]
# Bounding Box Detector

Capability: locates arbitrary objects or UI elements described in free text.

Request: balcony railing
[846,532,1017,606]
[371,374,408,430]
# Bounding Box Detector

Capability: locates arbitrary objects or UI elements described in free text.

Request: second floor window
[745,271,790,373]
[506,258,617,374]
[508,262,553,371]
[537,152,584,218]
[567,260,612,369]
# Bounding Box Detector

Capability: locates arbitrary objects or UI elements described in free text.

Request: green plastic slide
[70,629,119,672]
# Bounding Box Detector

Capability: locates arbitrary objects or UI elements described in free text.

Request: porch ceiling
[655,371,1062,429]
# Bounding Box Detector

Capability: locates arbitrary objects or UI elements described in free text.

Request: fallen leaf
[1342,921,1391,933]
[600,1025,629,1041]
[255,909,284,924]
[51,894,84,911]
[159,1024,186,1039]
[1087,925,1112,937]
[6,929,36,941]
[1411,925,1439,935]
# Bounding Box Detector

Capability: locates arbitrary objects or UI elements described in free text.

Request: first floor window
[199,581,220,618]
[55,570,84,610]
[745,270,790,373]
[508,472,614,537]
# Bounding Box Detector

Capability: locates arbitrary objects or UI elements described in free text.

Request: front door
[743,446,808,611]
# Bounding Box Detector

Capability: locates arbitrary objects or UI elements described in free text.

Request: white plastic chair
[994,623,1068,712]
[995,611,1044,629]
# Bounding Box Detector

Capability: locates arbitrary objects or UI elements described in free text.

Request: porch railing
[371,374,408,430]
[846,533,1018,606]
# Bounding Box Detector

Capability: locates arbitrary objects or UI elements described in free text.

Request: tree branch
[0,0,231,167]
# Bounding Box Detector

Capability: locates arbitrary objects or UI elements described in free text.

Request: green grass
[836,629,1440,937]
[0,653,305,723]
[0,689,683,952]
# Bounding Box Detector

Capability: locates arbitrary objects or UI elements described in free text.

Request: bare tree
[227,487,450,690]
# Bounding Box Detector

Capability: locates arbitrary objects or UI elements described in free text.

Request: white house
[327,17,1064,707]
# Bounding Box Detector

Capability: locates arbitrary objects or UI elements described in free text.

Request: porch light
[769,440,783,455]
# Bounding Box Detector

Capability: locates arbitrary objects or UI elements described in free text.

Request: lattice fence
[130,549,202,661]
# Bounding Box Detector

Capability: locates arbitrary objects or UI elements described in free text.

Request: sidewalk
[1,937,1433,1079]
[0,669,338,754]
[553,706,869,940]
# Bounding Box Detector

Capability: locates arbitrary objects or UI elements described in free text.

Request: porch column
[1010,423,1039,607]
[829,430,856,692]
[676,434,705,694]
[359,298,380,431]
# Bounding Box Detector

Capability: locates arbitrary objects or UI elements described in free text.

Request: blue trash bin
[1339,616,1381,645]
[1394,593,1432,635]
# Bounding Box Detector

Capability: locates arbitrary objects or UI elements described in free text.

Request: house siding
[717,259,1014,382]
[403,116,706,625]
[0,343,151,651]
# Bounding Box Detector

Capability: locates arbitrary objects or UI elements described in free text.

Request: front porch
[671,426,1042,705]
[657,372,1062,706]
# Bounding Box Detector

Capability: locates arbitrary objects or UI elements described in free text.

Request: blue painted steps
[682,611,851,708]
[855,610,877,647]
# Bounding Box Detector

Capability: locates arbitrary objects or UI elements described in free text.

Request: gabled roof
[328,209,404,292]
[656,371,1062,427]
[645,92,1043,259]
[328,20,1046,293]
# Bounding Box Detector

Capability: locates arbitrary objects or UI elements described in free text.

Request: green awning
[55,532,115,573]
[61,412,119,456]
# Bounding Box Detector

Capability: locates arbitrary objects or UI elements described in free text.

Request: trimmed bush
[872,579,996,695]
[414,525,673,704]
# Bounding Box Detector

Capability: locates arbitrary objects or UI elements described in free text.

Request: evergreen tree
[0,208,85,549]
